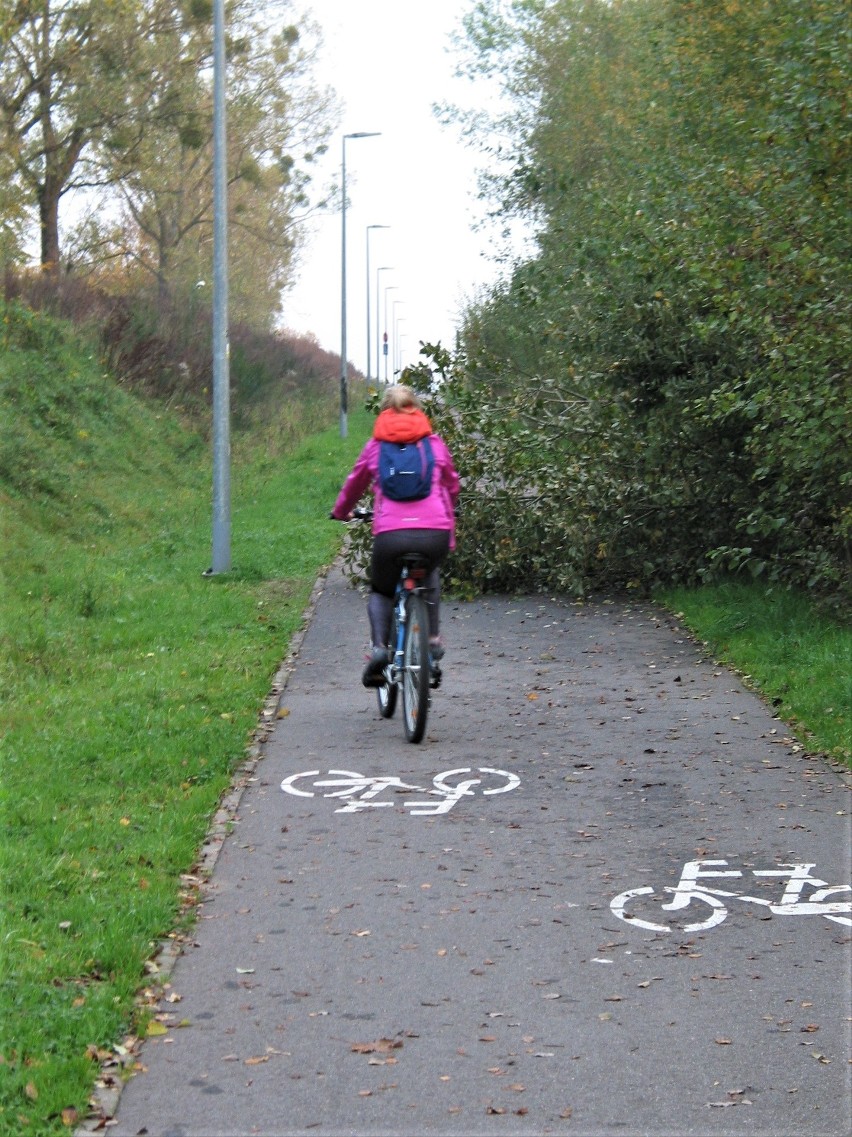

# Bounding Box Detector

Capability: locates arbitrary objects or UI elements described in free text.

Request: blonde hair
[380,384,422,412]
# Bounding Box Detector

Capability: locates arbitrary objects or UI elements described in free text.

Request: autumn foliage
[434,0,850,605]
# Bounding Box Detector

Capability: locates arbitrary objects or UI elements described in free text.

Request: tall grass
[0,303,370,1132]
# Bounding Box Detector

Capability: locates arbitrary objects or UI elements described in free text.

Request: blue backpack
[378,437,435,501]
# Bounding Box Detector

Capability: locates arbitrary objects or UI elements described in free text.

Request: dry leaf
[351,1038,403,1055]
[60,1108,79,1127]
[560,1107,573,1119]
[244,1055,269,1066]
[714,1038,732,1045]
[24,1083,38,1101]
[146,1021,168,1037]
[486,1105,506,1115]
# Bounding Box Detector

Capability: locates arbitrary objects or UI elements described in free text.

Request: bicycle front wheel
[402,593,430,743]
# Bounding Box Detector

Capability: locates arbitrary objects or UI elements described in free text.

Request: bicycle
[337,506,441,744]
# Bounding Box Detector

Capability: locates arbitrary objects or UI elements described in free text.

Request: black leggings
[368,529,451,646]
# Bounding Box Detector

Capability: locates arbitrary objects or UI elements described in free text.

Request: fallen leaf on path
[351,1038,403,1055]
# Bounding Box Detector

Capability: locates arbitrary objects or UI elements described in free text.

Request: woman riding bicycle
[331,384,460,687]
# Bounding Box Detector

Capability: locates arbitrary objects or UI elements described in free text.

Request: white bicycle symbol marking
[611,859,852,932]
[280,767,520,815]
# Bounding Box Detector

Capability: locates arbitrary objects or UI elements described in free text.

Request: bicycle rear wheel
[376,613,398,719]
[402,593,430,743]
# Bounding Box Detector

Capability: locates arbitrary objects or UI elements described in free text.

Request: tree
[83,9,335,327]
[0,0,337,313]
[0,0,168,271]
[436,0,850,601]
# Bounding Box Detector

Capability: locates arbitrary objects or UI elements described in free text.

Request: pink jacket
[332,423,460,547]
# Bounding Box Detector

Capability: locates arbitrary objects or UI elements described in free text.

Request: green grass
[657,580,851,766]
[0,304,370,1133]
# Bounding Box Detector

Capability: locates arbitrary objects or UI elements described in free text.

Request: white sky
[282,0,519,378]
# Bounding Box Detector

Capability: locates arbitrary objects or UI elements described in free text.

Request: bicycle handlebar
[329,506,373,522]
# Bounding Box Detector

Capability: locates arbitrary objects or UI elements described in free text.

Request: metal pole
[398,333,408,376]
[210,0,230,574]
[392,300,405,380]
[340,132,380,437]
[366,227,389,383]
[376,266,393,388]
[383,285,398,384]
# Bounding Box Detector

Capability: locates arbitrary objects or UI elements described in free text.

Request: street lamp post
[210,0,230,574]
[392,299,405,380]
[340,131,380,438]
[398,333,409,377]
[376,266,394,387]
[366,226,389,384]
[383,285,399,384]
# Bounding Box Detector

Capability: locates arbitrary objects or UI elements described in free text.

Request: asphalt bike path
[108,565,851,1137]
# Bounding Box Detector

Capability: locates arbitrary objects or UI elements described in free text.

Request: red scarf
[373,407,433,443]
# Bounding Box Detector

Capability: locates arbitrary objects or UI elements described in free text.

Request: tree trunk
[39,176,62,273]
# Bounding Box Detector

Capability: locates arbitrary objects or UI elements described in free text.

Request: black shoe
[362,648,388,688]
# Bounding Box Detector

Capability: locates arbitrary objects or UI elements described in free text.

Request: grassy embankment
[0,302,369,1133]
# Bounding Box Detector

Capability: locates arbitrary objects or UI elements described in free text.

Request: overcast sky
[282,0,520,378]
